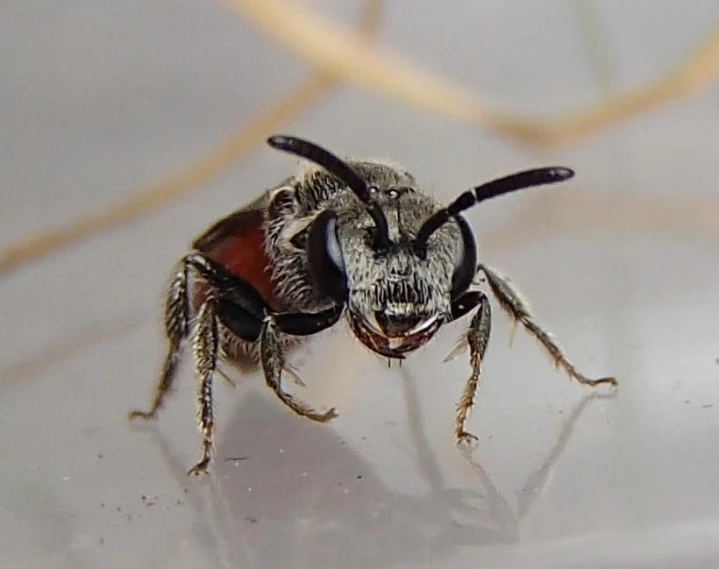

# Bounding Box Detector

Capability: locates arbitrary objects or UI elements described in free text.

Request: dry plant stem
[484,190,719,259]
[226,0,719,148]
[0,0,383,278]
[221,0,502,126]
[547,24,719,147]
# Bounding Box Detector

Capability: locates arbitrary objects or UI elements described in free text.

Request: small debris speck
[356,475,363,480]
[141,495,156,507]
[703,404,714,409]
[245,517,258,524]
[226,456,249,464]
[99,537,104,546]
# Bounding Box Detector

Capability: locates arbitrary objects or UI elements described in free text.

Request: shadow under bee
[145,383,615,569]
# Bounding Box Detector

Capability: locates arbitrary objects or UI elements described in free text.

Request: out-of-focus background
[2,1,719,568]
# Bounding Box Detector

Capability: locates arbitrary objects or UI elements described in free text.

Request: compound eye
[450,216,477,298]
[307,210,348,303]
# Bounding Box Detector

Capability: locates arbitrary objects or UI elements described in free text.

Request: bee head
[268,134,574,358]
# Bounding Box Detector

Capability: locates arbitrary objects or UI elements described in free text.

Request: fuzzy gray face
[335,183,463,359]
[269,136,573,364]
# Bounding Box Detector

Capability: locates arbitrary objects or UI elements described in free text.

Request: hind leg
[478,263,617,388]
[128,262,190,420]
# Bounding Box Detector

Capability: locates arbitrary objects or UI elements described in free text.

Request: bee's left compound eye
[307,210,348,303]
[450,216,477,298]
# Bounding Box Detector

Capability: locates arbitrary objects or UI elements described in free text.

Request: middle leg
[187,298,220,476]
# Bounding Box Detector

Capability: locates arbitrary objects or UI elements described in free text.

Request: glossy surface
[2,1,719,567]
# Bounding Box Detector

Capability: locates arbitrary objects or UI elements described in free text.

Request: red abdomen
[193,208,281,310]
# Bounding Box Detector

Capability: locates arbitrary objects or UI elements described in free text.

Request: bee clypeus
[129,135,617,475]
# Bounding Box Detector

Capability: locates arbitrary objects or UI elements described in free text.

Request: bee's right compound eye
[307,210,348,303]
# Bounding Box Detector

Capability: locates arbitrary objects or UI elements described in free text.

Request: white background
[2,1,719,567]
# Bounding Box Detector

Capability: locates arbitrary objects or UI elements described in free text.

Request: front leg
[259,307,342,422]
[207,258,343,422]
[447,291,492,447]
[478,263,617,388]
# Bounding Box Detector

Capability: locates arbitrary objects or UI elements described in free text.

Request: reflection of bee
[129,135,616,475]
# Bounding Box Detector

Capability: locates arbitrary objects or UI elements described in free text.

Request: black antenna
[414,167,574,252]
[268,135,391,249]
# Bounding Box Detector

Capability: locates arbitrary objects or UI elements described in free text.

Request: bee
[129,135,617,475]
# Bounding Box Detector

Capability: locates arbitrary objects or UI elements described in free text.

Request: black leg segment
[129,251,345,475]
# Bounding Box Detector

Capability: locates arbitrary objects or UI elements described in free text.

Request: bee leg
[178,254,267,475]
[448,291,492,448]
[260,307,343,423]
[187,298,219,476]
[128,261,191,420]
[128,254,241,424]
[478,263,617,388]
[130,251,344,473]
[185,255,342,462]
[129,253,267,475]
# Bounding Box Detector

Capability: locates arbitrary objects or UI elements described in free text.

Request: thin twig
[225,0,719,148]
[545,25,719,146]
